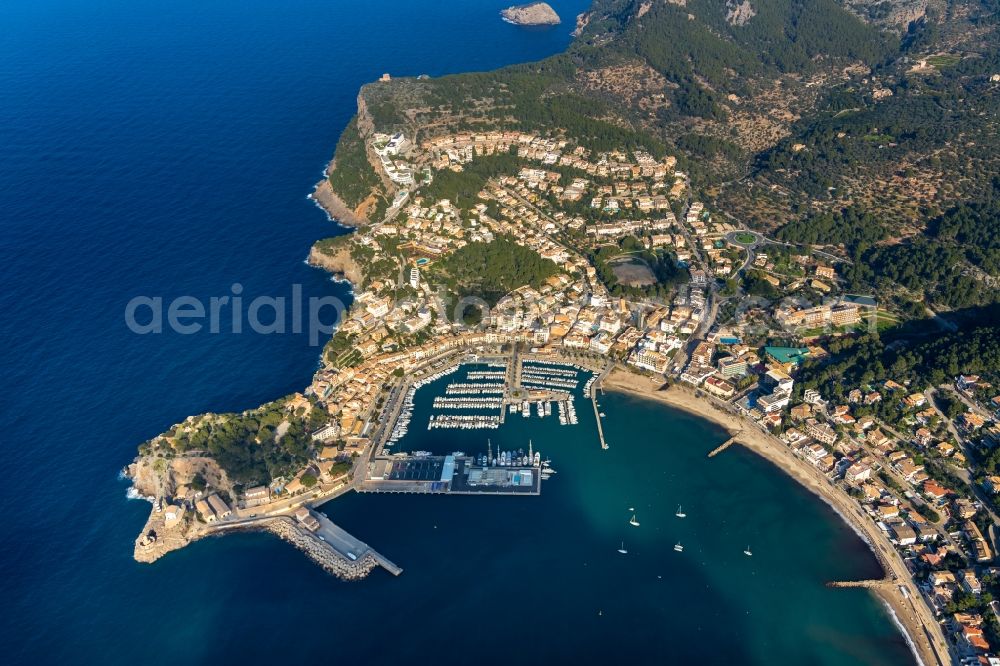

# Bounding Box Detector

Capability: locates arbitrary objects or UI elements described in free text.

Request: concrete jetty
[592,361,613,450]
[826,579,890,589]
[592,390,608,450]
[312,511,402,576]
[211,514,398,580]
[707,435,740,457]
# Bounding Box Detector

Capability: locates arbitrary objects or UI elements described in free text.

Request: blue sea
[0,1,912,663]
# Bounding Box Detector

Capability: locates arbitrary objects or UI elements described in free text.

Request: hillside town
[132,127,1000,664]
[322,128,1000,664]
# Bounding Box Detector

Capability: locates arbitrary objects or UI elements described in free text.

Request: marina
[432,397,504,409]
[466,371,506,380]
[404,358,598,437]
[344,385,913,664]
[386,364,464,446]
[444,383,505,395]
[428,414,502,430]
[521,375,579,390]
[522,362,578,377]
[369,357,598,498]
[557,400,578,425]
[362,448,543,495]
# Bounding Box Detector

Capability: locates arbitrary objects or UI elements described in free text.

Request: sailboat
[617,541,628,554]
[674,542,684,552]
[744,545,753,557]
[675,505,686,518]
[629,513,640,527]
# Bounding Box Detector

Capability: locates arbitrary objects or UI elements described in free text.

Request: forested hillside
[433,237,560,307]
[327,0,1000,319]
[797,317,1000,401]
[354,0,895,151]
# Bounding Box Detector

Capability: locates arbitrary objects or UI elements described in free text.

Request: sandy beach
[603,368,949,666]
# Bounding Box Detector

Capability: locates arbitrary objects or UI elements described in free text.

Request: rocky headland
[310,179,366,227]
[306,237,363,286]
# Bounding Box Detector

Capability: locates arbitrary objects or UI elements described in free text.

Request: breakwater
[262,517,380,580]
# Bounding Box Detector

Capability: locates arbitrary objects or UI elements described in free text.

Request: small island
[501,2,560,26]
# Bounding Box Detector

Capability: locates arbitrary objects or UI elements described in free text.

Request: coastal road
[940,384,994,422]
[671,291,720,373]
[369,377,409,458]
[231,473,355,522]
[926,387,1000,528]
[723,230,761,276]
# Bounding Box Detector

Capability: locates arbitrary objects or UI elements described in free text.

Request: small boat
[675,505,686,518]
[674,543,684,552]
[629,513,640,527]
[744,546,752,557]
[617,541,628,554]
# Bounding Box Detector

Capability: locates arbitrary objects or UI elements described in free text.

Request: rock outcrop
[501,2,561,26]
[310,179,367,227]
[571,11,591,36]
[725,0,756,26]
[307,241,364,286]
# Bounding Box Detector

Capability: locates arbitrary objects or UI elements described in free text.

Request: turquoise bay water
[315,364,914,664]
[1,0,911,662]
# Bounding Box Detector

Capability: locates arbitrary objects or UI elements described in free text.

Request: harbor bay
[307,367,915,665]
[0,0,951,662]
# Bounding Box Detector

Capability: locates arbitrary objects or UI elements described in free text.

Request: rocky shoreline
[310,178,366,227]
[133,511,380,581]
[306,242,363,286]
[126,170,372,578]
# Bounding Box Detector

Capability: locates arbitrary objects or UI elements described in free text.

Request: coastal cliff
[501,2,561,26]
[129,455,233,563]
[313,105,391,227]
[311,179,367,228]
[307,238,364,286]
